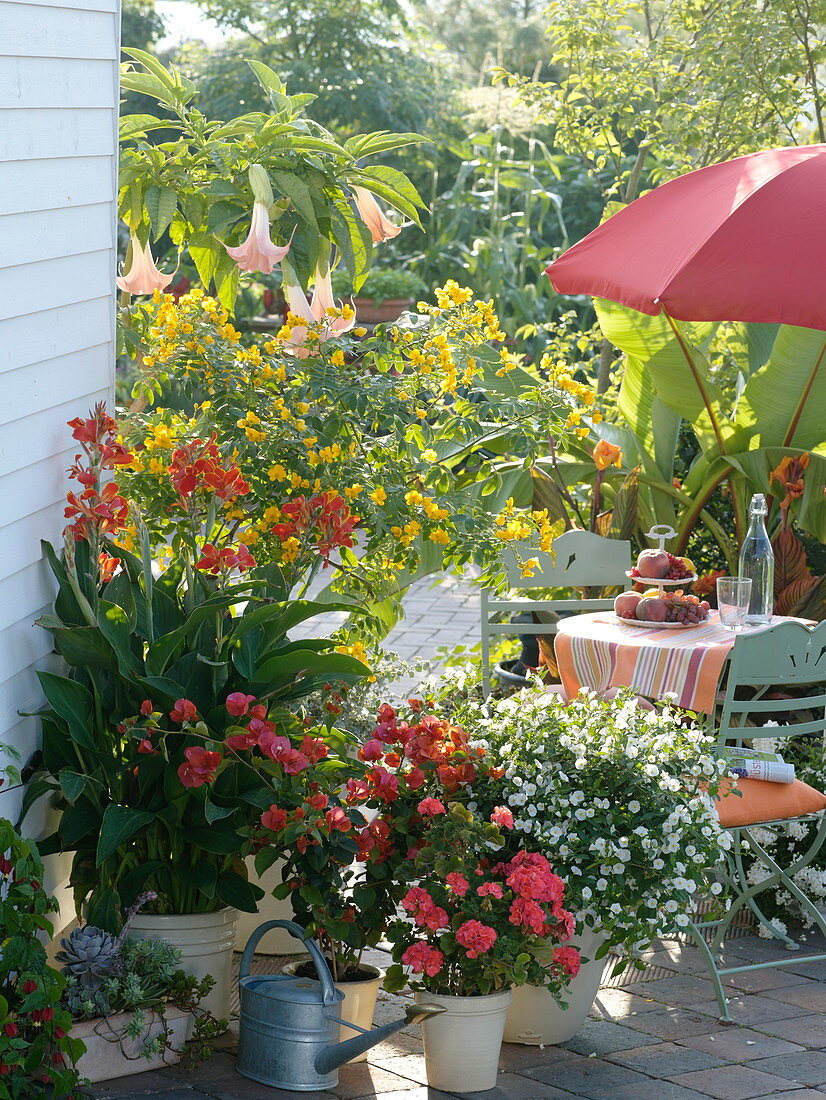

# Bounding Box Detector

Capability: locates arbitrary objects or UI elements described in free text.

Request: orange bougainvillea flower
[593,440,622,471]
[770,453,810,510]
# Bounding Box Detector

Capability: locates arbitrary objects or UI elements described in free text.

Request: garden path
[290,567,483,700]
[88,928,826,1100]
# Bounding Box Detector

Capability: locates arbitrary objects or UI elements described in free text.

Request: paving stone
[676,1026,805,1061]
[684,993,808,1027]
[605,1040,724,1076]
[756,1014,826,1048]
[524,1052,655,1097]
[201,1077,337,1100]
[782,957,826,981]
[332,1065,428,1099]
[364,1055,429,1085]
[619,1006,728,1041]
[352,1091,455,1100]
[669,1063,807,1099]
[722,967,815,993]
[747,1050,826,1087]
[91,1092,203,1100]
[760,1092,826,1100]
[765,984,826,1010]
[499,1044,573,1072]
[166,1053,238,1082]
[625,975,718,1006]
[641,947,708,975]
[589,989,664,1019]
[561,1018,660,1057]
[451,1073,581,1099]
[90,1072,195,1097]
[600,1082,712,1100]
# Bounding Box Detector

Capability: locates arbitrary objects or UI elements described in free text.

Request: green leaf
[330,194,372,291]
[617,355,681,484]
[189,233,220,290]
[96,805,155,864]
[216,871,263,912]
[46,625,114,670]
[145,184,177,238]
[36,672,95,751]
[120,114,177,141]
[733,325,826,451]
[595,299,723,452]
[269,170,318,231]
[187,823,244,854]
[58,770,88,804]
[253,649,368,690]
[345,132,424,158]
[97,599,142,676]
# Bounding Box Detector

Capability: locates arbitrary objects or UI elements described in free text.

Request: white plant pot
[234,857,302,955]
[414,988,511,1093]
[126,908,237,1020]
[283,960,384,1064]
[71,1006,191,1083]
[504,926,607,1045]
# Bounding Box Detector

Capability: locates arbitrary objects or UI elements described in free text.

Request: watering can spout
[314,1003,446,1075]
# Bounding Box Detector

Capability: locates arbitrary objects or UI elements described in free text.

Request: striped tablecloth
[554,611,794,713]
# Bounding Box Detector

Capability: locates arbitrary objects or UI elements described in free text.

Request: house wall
[0,0,119,912]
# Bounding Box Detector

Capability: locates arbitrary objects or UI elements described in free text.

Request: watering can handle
[238,919,338,1005]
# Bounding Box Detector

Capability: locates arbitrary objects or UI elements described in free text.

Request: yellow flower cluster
[493,499,558,558]
[540,354,597,438]
[237,411,266,443]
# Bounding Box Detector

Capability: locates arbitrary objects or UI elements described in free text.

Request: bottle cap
[750,493,767,514]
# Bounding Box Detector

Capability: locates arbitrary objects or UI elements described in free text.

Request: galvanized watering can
[237,919,444,1091]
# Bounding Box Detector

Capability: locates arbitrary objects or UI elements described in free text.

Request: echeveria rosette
[467,686,730,958]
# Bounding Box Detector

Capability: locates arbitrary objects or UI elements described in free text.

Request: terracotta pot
[126,909,237,1021]
[414,988,511,1092]
[353,297,414,325]
[283,959,384,1063]
[71,1007,191,1083]
[504,926,607,1045]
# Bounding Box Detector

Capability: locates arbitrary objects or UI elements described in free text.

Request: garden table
[553,611,806,713]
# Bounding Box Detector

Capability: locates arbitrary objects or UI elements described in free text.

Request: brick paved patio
[88,929,826,1100]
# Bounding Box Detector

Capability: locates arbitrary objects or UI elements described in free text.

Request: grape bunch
[664,592,710,625]
[664,552,693,580]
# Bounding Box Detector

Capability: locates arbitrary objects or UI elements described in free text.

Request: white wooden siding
[0,0,119,895]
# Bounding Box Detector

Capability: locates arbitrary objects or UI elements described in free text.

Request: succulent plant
[56,924,122,992]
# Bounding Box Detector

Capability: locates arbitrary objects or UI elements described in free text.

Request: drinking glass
[716,577,752,632]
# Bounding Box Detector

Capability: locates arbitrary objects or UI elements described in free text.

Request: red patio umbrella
[546,145,826,330]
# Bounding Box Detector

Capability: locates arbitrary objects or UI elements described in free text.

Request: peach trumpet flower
[225,201,292,275]
[278,260,355,357]
[116,235,174,296]
[353,186,402,243]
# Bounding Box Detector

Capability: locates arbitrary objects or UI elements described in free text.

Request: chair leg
[687,920,732,1022]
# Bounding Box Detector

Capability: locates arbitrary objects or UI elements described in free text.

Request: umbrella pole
[662,311,744,543]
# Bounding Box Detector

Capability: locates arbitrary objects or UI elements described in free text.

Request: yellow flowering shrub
[119,284,596,637]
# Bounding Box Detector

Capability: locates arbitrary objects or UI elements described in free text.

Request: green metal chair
[480,529,631,698]
[689,619,826,1021]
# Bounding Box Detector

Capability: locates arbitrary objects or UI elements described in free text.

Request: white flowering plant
[744,733,826,937]
[453,686,731,961]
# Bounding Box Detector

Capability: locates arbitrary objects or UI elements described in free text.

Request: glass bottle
[738,494,774,624]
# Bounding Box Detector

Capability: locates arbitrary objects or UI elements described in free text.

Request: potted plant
[461,685,731,1044]
[331,267,428,325]
[383,801,579,1093]
[317,702,576,1091]
[24,408,368,1018]
[0,803,85,1098]
[57,895,221,1083]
